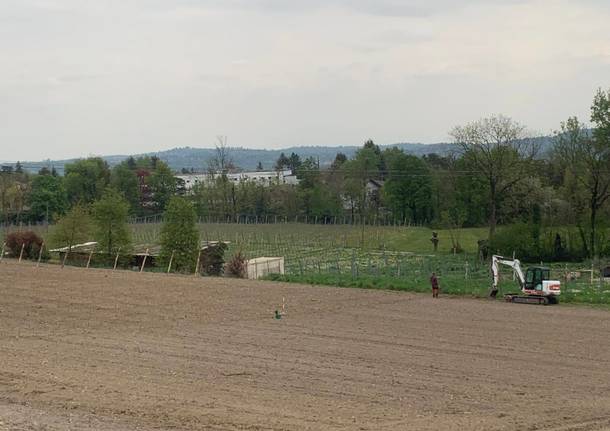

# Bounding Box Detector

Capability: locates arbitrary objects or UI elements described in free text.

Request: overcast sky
[1,0,609,161]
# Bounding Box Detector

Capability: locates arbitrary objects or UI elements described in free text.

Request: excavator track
[504,294,556,305]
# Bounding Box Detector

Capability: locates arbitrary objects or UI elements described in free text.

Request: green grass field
[129,222,488,254]
[1,222,487,254]
[2,222,608,305]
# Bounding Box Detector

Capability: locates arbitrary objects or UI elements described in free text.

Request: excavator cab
[524,267,551,292]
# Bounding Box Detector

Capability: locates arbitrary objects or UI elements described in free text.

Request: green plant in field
[160,197,199,273]
[50,204,93,251]
[92,188,132,256]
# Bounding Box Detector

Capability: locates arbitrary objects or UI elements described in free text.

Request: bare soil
[1,260,610,430]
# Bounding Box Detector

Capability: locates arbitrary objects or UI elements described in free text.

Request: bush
[5,231,46,260]
[226,251,247,278]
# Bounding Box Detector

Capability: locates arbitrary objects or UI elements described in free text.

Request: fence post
[113,248,121,270]
[194,249,202,276]
[167,250,175,273]
[86,246,94,269]
[140,248,149,273]
[36,242,45,267]
[0,242,5,264]
[61,249,69,268]
[18,243,25,263]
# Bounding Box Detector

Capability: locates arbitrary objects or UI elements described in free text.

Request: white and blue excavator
[490,255,561,305]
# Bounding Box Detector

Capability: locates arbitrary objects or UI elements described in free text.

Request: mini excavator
[490,255,561,305]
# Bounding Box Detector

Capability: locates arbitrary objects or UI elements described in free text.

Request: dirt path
[1,260,609,430]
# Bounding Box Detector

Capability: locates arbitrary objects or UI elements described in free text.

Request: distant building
[176,169,299,192]
[366,179,384,196]
[342,179,385,211]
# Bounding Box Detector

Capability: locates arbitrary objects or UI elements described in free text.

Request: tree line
[1,88,609,260]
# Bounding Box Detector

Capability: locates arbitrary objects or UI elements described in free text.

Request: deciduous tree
[64,158,110,204]
[451,115,537,239]
[50,204,93,251]
[554,89,610,256]
[160,197,199,272]
[28,173,68,222]
[92,188,131,255]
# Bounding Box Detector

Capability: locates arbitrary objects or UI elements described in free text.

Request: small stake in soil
[167,250,175,274]
[37,242,45,267]
[86,246,95,269]
[274,297,287,319]
[113,248,121,271]
[18,243,25,263]
[140,248,149,273]
[194,250,201,276]
[61,248,69,268]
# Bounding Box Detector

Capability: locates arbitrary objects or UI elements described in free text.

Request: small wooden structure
[50,242,98,265]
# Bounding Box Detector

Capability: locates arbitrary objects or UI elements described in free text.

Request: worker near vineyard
[430,273,440,298]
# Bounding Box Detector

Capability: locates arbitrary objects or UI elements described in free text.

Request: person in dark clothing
[430,273,440,298]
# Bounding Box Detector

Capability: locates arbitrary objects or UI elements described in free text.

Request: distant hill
[14,137,555,174]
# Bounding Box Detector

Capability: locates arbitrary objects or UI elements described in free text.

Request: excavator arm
[490,255,525,297]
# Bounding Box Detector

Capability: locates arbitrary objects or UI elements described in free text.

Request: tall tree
[126,156,137,170]
[207,136,234,175]
[50,204,93,252]
[296,157,321,216]
[451,115,537,238]
[342,143,381,222]
[149,161,177,212]
[159,197,199,272]
[554,89,610,256]
[274,152,290,171]
[64,157,110,204]
[0,169,29,223]
[331,153,347,170]
[288,153,302,171]
[92,188,131,255]
[383,148,432,224]
[28,173,68,222]
[110,163,140,214]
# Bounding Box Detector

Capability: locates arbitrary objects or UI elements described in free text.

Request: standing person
[430,272,440,298]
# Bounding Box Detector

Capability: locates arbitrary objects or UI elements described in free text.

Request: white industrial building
[176,169,299,191]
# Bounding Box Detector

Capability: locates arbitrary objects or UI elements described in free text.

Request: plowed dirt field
[1,261,609,430]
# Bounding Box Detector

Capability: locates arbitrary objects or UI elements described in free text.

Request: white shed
[246,257,285,279]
